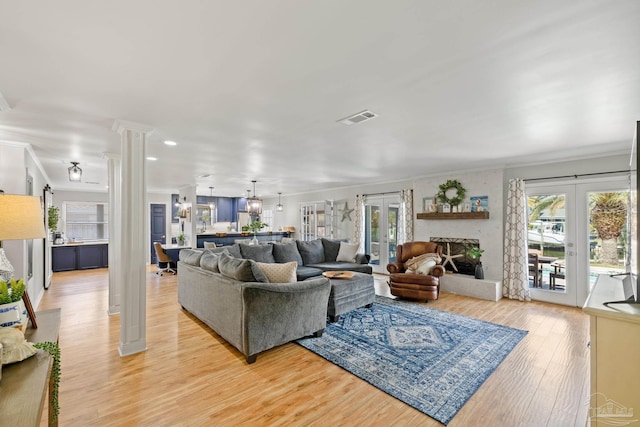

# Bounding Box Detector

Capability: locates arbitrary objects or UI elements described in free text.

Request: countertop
[52,240,108,246]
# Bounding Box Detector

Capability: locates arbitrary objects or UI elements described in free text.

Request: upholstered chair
[386,241,445,301]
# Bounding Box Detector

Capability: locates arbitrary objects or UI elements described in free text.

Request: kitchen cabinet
[52,243,108,272]
[217,197,234,222]
[51,246,77,272]
[236,197,247,212]
[171,194,180,223]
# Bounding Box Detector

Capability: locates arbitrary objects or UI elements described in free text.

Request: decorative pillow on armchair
[405,253,442,275]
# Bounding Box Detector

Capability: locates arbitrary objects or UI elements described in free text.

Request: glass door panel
[365,196,399,274]
[527,185,577,305]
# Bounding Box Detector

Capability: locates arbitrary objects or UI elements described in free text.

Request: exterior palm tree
[528,194,565,253]
[590,192,627,265]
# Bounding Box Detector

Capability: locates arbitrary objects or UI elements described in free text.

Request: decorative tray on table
[322,271,355,279]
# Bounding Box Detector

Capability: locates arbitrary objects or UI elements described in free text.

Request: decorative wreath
[436,179,466,206]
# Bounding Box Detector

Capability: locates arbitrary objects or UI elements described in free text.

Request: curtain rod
[523,169,630,182]
[362,190,400,197]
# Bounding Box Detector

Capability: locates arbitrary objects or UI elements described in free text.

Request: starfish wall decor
[339,202,354,222]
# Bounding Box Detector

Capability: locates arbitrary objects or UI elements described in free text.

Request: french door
[364,196,399,274]
[526,178,628,306]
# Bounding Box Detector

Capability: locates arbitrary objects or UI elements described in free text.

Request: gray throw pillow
[178,249,204,266]
[200,249,227,272]
[239,243,276,263]
[296,239,325,265]
[208,244,241,258]
[218,252,268,282]
[321,238,342,262]
[272,241,304,266]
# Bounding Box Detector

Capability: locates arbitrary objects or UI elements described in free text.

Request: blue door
[150,204,166,264]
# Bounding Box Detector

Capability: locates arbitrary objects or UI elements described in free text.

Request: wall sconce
[276,192,284,212]
[68,161,82,182]
[246,180,263,215]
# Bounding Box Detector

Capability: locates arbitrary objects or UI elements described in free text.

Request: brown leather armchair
[387,241,445,301]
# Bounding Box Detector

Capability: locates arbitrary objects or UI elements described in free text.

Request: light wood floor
[37,268,590,426]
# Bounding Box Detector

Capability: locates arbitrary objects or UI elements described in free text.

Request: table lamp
[0,191,47,282]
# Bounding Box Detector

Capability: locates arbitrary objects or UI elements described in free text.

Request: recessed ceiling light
[146,156,158,161]
[200,174,211,178]
[164,140,177,146]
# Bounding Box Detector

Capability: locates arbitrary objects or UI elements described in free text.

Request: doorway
[526,177,628,306]
[364,196,399,274]
[150,204,166,264]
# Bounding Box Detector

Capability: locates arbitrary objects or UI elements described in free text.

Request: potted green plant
[0,278,27,328]
[48,206,60,239]
[177,234,185,246]
[247,220,268,245]
[465,245,485,279]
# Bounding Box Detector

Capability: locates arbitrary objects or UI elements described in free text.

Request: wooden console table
[0,308,61,426]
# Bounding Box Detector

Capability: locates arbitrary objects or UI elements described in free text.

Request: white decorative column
[103,152,121,315]
[113,120,153,356]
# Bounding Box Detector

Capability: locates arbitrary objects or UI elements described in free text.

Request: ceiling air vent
[337,110,378,126]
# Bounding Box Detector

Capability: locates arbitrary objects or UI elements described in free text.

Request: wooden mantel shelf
[416,211,490,220]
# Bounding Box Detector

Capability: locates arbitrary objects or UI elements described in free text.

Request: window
[64,201,108,241]
[262,208,274,231]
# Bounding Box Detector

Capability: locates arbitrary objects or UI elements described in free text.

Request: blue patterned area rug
[296,296,527,425]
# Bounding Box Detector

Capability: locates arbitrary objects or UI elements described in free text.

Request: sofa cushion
[296,266,324,281]
[200,249,226,272]
[336,242,360,262]
[239,243,276,263]
[203,241,217,249]
[257,261,298,283]
[272,241,304,266]
[218,252,268,282]
[296,239,325,265]
[321,238,342,262]
[179,249,204,266]
[208,244,241,258]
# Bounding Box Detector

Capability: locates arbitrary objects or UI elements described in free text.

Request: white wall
[413,169,504,281]
[0,143,49,308]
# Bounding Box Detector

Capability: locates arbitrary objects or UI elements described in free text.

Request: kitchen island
[196,231,291,248]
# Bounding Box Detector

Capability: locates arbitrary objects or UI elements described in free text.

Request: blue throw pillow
[239,243,276,263]
[296,239,325,265]
[218,252,268,282]
[272,241,304,266]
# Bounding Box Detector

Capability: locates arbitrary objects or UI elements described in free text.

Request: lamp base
[0,249,14,282]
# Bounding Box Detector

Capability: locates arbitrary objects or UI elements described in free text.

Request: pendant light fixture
[276,192,284,212]
[246,180,263,215]
[208,187,216,210]
[68,162,82,182]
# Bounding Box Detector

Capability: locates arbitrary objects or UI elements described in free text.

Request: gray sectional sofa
[177,238,373,363]
[178,248,331,364]
[224,238,373,280]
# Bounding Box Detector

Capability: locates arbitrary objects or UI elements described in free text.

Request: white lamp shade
[0,194,46,241]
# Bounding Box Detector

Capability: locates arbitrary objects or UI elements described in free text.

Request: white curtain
[503,178,531,301]
[353,195,365,252]
[398,188,414,244]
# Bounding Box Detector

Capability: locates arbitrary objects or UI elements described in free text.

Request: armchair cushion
[405,253,442,275]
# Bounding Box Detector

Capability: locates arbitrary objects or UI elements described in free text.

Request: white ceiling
[0,0,638,197]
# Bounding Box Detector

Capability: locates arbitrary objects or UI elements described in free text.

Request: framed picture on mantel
[470,196,489,212]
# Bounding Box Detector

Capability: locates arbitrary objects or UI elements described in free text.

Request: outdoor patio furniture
[528,253,543,288]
